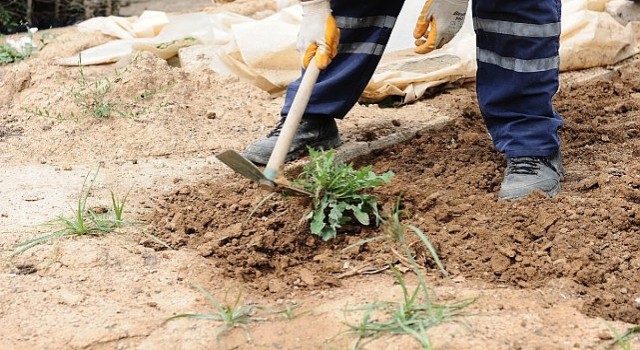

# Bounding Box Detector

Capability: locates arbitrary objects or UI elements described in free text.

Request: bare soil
[1,1,639,349]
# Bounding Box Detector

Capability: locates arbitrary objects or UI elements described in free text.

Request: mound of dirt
[146,177,406,294]
[148,63,640,325]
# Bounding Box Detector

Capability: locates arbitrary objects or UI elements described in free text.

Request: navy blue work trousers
[281,0,563,157]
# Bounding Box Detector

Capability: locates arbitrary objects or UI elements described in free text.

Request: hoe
[216,61,320,196]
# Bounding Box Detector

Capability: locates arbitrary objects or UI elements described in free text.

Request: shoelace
[266,118,286,137]
[505,157,546,176]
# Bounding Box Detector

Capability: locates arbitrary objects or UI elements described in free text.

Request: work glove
[297,0,340,69]
[413,0,468,54]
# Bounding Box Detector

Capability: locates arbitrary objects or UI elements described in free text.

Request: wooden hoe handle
[263,63,321,182]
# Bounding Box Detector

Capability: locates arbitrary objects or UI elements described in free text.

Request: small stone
[23,194,43,202]
[207,109,223,119]
[62,164,72,171]
[597,331,613,340]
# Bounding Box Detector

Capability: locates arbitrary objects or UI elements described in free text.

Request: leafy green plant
[13,164,133,255]
[0,27,38,64]
[295,148,393,241]
[167,285,263,343]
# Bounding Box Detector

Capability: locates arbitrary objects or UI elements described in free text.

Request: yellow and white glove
[297,0,340,69]
[413,0,468,54]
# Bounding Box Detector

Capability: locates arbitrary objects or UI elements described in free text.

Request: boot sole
[498,182,561,201]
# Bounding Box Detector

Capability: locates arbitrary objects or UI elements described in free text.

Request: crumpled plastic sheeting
[362,0,640,104]
[57,11,251,65]
[59,0,640,104]
[57,7,302,93]
[205,8,302,94]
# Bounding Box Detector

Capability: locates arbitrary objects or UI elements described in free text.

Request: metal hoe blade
[216,60,320,198]
[216,150,311,196]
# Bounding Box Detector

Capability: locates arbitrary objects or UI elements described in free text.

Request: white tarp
[363,0,640,103]
[58,0,640,103]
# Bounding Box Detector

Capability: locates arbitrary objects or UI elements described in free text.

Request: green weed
[167,285,263,343]
[110,189,130,227]
[381,201,448,276]
[71,60,119,119]
[342,203,473,349]
[342,200,448,277]
[141,230,174,250]
[264,303,309,321]
[13,163,133,255]
[245,192,277,224]
[604,322,640,350]
[344,267,472,349]
[27,106,71,121]
[28,57,174,121]
[295,148,393,241]
[0,27,38,64]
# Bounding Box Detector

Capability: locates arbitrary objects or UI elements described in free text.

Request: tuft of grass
[245,192,277,224]
[263,303,309,321]
[604,321,640,350]
[13,163,133,255]
[141,230,174,250]
[342,200,448,277]
[167,285,263,343]
[71,59,118,120]
[344,267,473,350]
[295,148,393,241]
[26,50,175,121]
[110,189,130,227]
[342,202,473,349]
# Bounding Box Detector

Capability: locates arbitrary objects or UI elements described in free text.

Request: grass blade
[407,225,448,277]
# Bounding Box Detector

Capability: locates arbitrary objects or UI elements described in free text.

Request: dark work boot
[243,116,341,165]
[498,151,565,200]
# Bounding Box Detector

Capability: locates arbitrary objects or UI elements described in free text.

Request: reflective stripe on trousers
[473,0,563,157]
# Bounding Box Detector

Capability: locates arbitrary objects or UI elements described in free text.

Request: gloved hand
[413,0,468,54]
[297,0,340,69]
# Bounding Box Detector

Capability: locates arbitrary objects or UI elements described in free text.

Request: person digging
[243,0,565,201]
